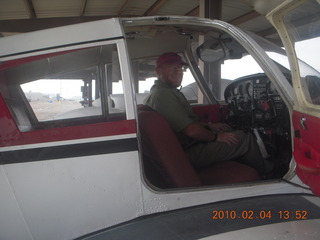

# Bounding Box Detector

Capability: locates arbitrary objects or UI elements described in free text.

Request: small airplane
[0,0,320,239]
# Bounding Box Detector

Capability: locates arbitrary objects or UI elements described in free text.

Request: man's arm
[182,123,214,141]
[201,122,232,132]
[182,123,239,145]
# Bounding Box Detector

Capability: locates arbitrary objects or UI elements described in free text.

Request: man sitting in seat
[144,52,271,176]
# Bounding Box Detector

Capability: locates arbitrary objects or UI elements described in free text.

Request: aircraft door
[269,0,320,196]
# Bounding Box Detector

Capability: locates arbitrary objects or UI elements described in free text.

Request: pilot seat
[138,105,260,188]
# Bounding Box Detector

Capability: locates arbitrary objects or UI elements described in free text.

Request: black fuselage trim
[0,137,138,165]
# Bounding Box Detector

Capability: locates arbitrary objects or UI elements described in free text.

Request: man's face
[157,64,184,88]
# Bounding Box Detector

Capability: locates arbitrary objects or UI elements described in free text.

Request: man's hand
[216,132,239,145]
[183,122,238,144]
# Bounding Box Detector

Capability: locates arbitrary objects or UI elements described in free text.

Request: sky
[21,79,84,99]
[295,37,320,71]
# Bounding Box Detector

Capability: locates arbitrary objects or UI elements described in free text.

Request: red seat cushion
[198,161,260,185]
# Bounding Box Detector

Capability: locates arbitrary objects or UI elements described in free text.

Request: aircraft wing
[79,194,320,239]
[202,219,320,240]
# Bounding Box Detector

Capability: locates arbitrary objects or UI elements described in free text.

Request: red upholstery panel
[192,104,229,123]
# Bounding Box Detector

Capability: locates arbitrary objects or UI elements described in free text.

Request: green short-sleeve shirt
[144,80,199,133]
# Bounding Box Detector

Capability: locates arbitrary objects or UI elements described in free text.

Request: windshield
[219,30,291,80]
[196,30,294,101]
[221,30,318,81]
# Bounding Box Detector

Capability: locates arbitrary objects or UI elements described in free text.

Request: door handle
[300,117,307,130]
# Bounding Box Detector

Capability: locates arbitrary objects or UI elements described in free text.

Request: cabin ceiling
[0,0,280,44]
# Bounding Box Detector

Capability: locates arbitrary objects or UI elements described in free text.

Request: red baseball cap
[156,52,188,68]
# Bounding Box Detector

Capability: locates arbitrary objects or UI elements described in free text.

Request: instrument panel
[224,73,287,129]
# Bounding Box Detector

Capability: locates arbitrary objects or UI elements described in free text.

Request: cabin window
[21,67,101,122]
[283,0,320,105]
[0,43,126,131]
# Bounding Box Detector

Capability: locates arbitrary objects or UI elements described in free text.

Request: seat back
[138,105,201,188]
